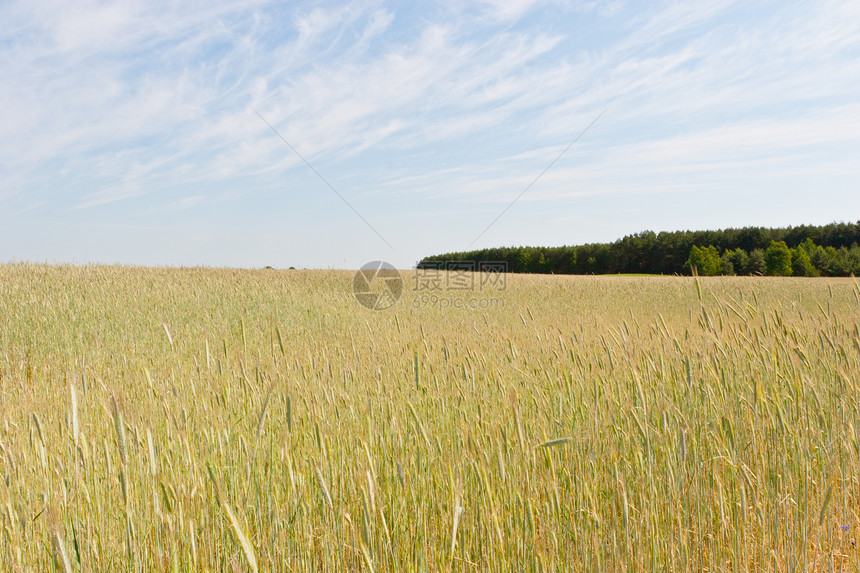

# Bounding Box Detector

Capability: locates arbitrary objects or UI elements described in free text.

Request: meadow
[0,264,858,571]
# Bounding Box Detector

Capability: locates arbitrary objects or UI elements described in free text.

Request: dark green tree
[810,246,831,275]
[748,249,766,275]
[849,245,860,275]
[720,251,735,275]
[791,247,816,277]
[727,248,750,275]
[825,246,849,276]
[765,241,793,276]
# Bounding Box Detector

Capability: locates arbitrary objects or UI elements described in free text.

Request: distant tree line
[686,239,860,276]
[418,221,860,276]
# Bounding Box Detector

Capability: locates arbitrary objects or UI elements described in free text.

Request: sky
[1,0,859,269]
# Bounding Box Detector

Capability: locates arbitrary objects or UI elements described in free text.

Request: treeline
[418,221,860,276]
[687,239,860,276]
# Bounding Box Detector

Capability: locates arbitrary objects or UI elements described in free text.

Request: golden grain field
[1,264,859,571]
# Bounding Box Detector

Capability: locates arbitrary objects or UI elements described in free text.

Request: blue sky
[1,0,858,269]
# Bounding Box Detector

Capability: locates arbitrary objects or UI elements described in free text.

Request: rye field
[1,263,859,571]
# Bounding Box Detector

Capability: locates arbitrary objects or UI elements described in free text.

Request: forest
[418,221,860,276]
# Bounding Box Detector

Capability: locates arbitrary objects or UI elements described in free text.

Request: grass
[1,263,859,571]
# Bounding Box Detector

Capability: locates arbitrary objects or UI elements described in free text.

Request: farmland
[1,264,859,571]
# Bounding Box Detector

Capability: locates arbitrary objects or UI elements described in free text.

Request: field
[1,264,859,571]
